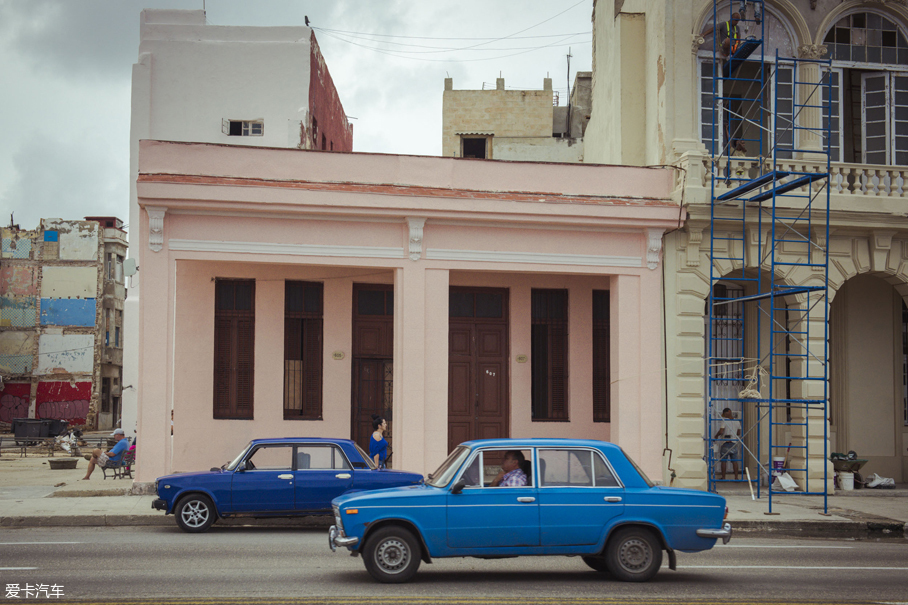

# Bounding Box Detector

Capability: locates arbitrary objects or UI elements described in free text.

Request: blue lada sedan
[152,437,422,533]
[328,438,731,583]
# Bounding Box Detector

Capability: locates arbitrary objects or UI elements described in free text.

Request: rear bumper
[328,525,359,552]
[152,498,168,512]
[697,522,732,544]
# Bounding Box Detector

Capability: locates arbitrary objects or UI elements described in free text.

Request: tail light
[724,505,729,519]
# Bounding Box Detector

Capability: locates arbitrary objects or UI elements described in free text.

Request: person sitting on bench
[82,428,129,480]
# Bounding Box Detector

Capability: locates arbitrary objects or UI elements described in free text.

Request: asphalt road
[0,526,906,604]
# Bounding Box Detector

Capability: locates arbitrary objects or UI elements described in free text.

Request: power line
[317,30,589,63]
[311,29,590,54]
[313,27,592,42]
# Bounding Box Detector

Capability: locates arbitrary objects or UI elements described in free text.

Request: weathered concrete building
[0,218,126,430]
[124,10,355,438]
[442,74,591,163]
[585,0,908,487]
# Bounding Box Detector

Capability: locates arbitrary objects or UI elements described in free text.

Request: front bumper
[697,522,733,544]
[152,498,168,512]
[328,525,359,552]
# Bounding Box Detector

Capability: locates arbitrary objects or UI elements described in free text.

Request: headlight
[333,505,343,529]
[154,479,159,492]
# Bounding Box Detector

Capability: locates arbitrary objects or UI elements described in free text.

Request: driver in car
[489,450,527,487]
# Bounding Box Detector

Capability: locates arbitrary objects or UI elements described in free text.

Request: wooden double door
[447,287,510,453]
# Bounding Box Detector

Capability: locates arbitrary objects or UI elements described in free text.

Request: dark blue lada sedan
[152,437,422,533]
[328,438,731,583]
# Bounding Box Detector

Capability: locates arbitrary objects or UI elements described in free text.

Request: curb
[732,519,908,540]
[0,515,335,529]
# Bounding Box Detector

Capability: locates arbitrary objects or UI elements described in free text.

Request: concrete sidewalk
[1,452,906,537]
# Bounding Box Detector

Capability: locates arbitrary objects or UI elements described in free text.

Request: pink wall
[135,140,680,483]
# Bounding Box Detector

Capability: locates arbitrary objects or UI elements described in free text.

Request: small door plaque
[516,354,528,363]
[332,351,345,360]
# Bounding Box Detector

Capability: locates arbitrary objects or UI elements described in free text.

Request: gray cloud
[1,131,128,230]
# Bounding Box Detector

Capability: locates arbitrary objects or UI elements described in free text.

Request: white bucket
[772,456,786,476]
[837,471,854,491]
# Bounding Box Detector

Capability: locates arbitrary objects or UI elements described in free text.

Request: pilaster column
[393,266,449,476]
[796,44,829,162]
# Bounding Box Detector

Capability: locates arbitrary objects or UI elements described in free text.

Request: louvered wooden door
[447,288,509,452]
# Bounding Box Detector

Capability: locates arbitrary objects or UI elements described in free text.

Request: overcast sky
[0,0,593,231]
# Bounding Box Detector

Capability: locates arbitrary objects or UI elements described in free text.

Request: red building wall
[309,32,354,152]
[0,383,30,423]
[36,381,91,426]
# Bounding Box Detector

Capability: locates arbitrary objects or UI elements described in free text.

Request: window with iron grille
[592,290,611,422]
[284,281,323,420]
[532,289,568,421]
[213,280,255,419]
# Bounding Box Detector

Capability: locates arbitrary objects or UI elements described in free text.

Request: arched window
[697,6,798,158]
[822,12,908,165]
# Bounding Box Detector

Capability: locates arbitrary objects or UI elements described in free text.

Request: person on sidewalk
[715,408,741,480]
[82,428,129,480]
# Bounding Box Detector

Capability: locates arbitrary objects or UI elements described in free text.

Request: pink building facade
[134,140,680,484]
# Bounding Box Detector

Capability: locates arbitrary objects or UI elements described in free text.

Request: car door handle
[278,474,293,480]
[335,473,351,479]
[604,496,622,503]
[517,497,536,503]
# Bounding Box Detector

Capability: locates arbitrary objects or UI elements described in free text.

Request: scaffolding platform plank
[711,285,825,307]
[716,170,791,201]
[746,172,828,203]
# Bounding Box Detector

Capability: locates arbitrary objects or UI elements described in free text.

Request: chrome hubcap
[181,500,210,527]
[375,538,410,574]
[618,537,652,572]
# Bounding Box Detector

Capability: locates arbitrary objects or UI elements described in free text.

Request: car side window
[461,456,482,487]
[593,451,620,487]
[296,445,351,470]
[245,445,293,471]
[538,449,593,487]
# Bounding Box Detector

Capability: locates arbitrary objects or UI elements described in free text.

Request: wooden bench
[101,449,135,480]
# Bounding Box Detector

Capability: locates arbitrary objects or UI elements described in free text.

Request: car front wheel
[362,526,421,583]
[605,527,663,582]
[175,494,217,533]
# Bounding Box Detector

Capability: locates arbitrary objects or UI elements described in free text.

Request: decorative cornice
[426,248,643,268]
[647,228,665,270]
[798,44,828,59]
[146,207,166,253]
[168,239,405,259]
[406,217,426,262]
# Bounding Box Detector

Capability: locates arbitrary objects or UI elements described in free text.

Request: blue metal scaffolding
[705,0,831,513]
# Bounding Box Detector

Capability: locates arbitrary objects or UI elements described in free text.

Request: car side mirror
[451,479,466,494]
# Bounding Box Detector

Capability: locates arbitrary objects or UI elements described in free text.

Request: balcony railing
[702,157,908,199]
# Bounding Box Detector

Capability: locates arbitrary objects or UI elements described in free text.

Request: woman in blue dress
[369,414,389,469]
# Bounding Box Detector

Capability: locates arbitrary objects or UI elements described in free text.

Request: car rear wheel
[362,526,421,583]
[605,527,663,582]
[582,556,609,572]
[175,494,216,533]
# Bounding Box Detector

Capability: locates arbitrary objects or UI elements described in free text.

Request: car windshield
[621,447,655,487]
[225,441,253,471]
[426,445,471,488]
[354,443,377,470]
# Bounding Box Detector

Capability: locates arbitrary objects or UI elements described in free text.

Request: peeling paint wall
[1,229,36,260]
[42,219,100,261]
[308,33,353,152]
[0,332,36,374]
[0,217,122,429]
[36,334,95,374]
